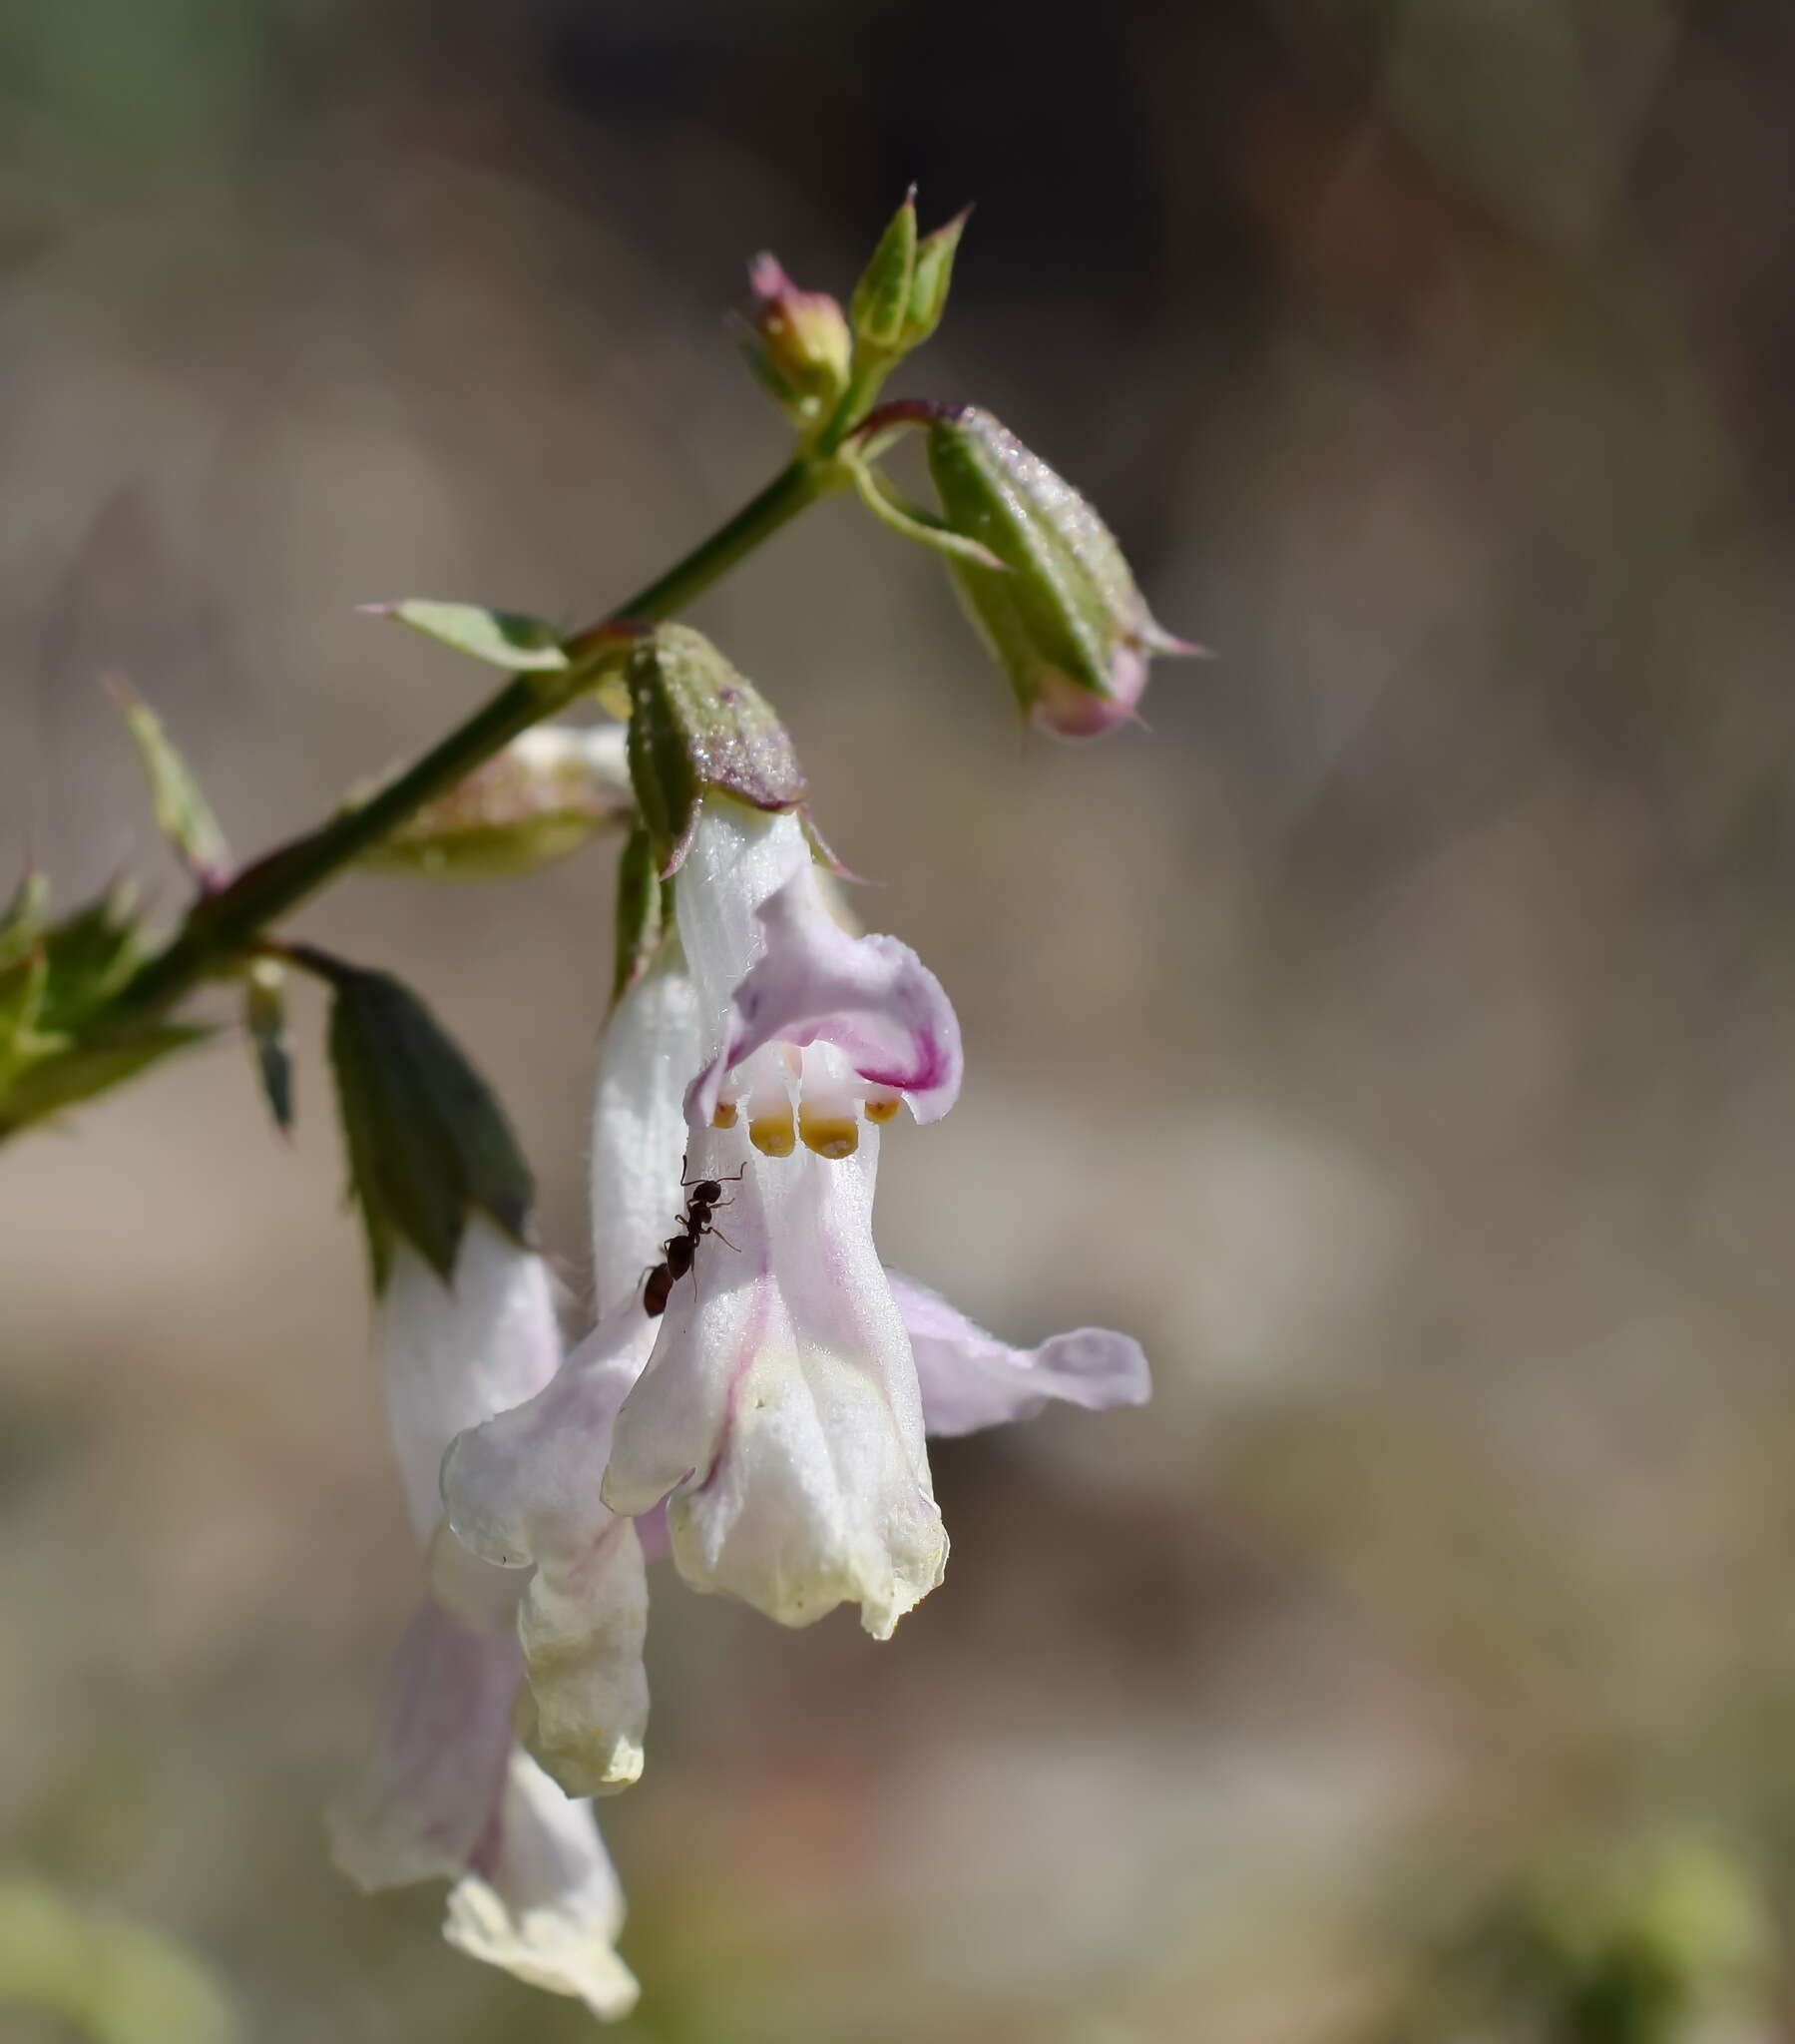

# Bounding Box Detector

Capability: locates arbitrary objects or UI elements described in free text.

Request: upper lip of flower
[684,859,963,1147]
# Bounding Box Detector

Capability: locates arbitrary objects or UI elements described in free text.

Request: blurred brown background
[4,2,1795,2038]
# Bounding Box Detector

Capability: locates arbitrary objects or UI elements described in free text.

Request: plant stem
[104,454,835,1027]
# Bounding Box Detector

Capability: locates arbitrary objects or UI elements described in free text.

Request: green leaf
[611,821,665,1005]
[108,677,228,878]
[363,599,572,672]
[244,960,292,1133]
[0,869,49,974]
[325,963,534,1290]
[0,945,49,1076]
[36,884,147,1035]
[0,1023,213,1137]
[625,625,807,876]
[0,1875,239,2044]
[901,207,969,350]
[848,189,918,351]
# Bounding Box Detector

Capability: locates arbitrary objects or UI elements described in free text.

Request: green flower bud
[848,190,918,353]
[927,407,1197,738]
[741,255,852,424]
[900,208,969,352]
[624,624,806,875]
[361,727,634,879]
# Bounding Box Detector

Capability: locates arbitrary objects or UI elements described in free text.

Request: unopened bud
[362,727,634,879]
[927,407,1198,738]
[742,255,851,424]
[848,190,918,352]
[900,209,969,352]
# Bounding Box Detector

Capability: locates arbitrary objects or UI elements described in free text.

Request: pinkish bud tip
[747,252,789,302]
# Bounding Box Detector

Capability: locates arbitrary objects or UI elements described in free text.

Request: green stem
[103,454,835,1027]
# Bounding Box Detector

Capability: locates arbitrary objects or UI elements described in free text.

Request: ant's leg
[709,1226,739,1253]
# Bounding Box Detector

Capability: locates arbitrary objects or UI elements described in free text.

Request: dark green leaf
[326,964,534,1290]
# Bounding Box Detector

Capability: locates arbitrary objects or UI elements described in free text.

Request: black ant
[644,1162,744,1317]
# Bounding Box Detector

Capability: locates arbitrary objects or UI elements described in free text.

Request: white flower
[330,1220,640,2021]
[603,799,961,1638]
[442,795,1150,1798]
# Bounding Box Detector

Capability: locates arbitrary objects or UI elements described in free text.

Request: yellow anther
[799,1107,859,1161]
[863,1097,901,1125]
[711,1101,739,1130]
[748,1110,796,1159]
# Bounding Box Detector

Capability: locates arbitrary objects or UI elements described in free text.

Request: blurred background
[4,1,1795,2038]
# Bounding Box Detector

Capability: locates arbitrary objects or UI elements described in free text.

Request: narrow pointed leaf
[0,871,49,975]
[109,677,228,880]
[36,884,145,1034]
[0,1024,213,1138]
[0,947,48,1073]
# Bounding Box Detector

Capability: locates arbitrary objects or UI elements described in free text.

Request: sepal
[244,959,293,1133]
[325,961,534,1290]
[624,625,805,877]
[610,822,665,1006]
[846,457,1008,572]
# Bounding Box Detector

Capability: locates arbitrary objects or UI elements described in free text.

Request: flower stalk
[0,452,849,1143]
